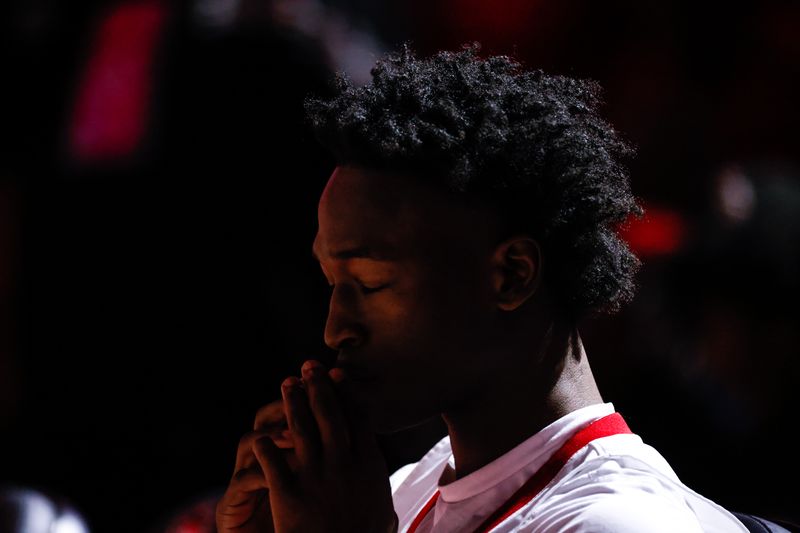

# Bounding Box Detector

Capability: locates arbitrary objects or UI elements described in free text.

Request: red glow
[442,0,541,43]
[69,1,167,163]
[174,521,204,533]
[618,204,687,257]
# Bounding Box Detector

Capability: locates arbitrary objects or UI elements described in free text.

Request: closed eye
[359,283,388,295]
[326,283,389,295]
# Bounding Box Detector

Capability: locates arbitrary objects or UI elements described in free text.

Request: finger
[328,368,358,440]
[253,434,294,496]
[253,399,287,431]
[329,367,379,458]
[301,360,351,467]
[282,376,322,474]
[231,464,269,493]
[329,369,346,386]
[234,429,293,474]
[252,399,295,448]
[217,486,270,530]
[217,486,266,512]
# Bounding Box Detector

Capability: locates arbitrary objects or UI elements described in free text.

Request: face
[312,165,503,434]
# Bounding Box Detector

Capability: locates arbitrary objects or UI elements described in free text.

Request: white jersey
[390,403,747,532]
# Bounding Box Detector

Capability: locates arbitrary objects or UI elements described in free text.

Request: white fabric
[390,403,747,532]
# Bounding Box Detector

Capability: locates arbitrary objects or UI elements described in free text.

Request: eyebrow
[311,244,396,262]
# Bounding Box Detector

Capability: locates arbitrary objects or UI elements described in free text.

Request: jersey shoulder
[513,435,745,533]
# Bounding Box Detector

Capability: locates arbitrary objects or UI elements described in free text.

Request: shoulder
[513,447,742,533]
[519,454,706,532]
[389,462,418,493]
[527,489,705,533]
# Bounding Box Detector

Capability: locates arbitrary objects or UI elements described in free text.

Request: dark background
[1,0,798,531]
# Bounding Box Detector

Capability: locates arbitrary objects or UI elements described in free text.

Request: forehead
[314,166,443,255]
[312,165,502,264]
[319,166,435,219]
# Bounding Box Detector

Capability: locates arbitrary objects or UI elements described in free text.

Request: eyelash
[327,283,387,295]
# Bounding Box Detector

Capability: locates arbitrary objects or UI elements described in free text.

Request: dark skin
[216,165,604,531]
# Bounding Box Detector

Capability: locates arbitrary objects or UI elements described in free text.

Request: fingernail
[302,360,322,378]
[283,376,299,392]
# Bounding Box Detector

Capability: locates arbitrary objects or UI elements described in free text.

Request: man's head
[304,45,642,433]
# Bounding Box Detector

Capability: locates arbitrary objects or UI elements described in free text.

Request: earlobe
[492,235,542,312]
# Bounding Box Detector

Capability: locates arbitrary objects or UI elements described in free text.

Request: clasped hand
[216,360,398,533]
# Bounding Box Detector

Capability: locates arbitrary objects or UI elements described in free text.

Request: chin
[371,415,416,435]
[364,400,441,436]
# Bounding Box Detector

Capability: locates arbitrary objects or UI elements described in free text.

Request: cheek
[365,286,439,354]
[380,296,414,325]
[366,264,491,363]
[364,287,487,424]
[405,280,488,357]
[428,267,491,333]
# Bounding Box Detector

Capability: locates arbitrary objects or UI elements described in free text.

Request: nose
[323,284,364,350]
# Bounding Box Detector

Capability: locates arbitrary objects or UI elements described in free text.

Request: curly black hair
[304,43,643,321]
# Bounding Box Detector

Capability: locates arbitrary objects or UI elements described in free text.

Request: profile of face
[312,166,513,434]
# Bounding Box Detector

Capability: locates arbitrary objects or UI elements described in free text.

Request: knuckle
[233,464,256,482]
[238,429,270,451]
[254,400,286,430]
[238,430,258,447]
[237,434,251,450]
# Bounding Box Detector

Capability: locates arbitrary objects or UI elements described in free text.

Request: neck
[440,326,604,481]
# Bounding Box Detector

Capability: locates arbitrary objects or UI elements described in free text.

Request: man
[216,44,748,532]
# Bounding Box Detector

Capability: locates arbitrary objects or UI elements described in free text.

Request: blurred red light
[618,204,687,257]
[442,0,541,43]
[69,1,168,163]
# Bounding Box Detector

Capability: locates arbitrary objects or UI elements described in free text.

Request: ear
[490,235,542,312]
